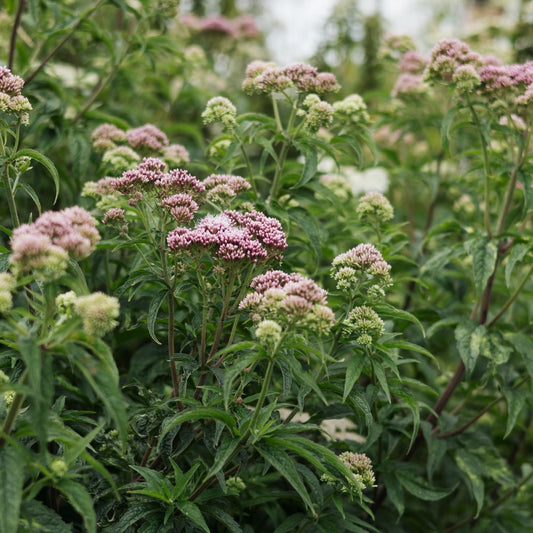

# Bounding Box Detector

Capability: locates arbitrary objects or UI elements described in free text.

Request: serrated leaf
[175,501,210,532]
[207,507,242,533]
[372,360,390,403]
[507,332,533,377]
[19,500,72,533]
[505,244,531,288]
[159,408,237,448]
[255,442,315,514]
[147,289,168,345]
[18,181,42,215]
[455,321,486,376]
[343,355,366,401]
[503,388,527,439]
[55,479,96,533]
[421,422,447,481]
[295,142,318,187]
[455,449,484,517]
[396,472,456,501]
[107,502,158,533]
[205,435,239,480]
[15,148,60,203]
[383,472,404,518]
[465,237,497,295]
[0,445,23,533]
[373,303,425,337]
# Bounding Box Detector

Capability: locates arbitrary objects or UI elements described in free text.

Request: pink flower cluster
[126,124,169,151]
[425,39,482,84]
[203,174,251,202]
[242,61,340,95]
[332,244,392,294]
[239,270,335,334]
[399,51,427,75]
[167,210,287,263]
[180,14,260,39]
[391,73,427,99]
[159,193,199,224]
[10,207,100,281]
[91,124,126,151]
[0,66,32,123]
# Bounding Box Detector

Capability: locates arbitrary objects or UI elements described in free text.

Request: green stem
[246,356,275,439]
[1,163,20,227]
[0,369,28,449]
[487,263,533,328]
[272,95,283,132]
[467,100,492,238]
[167,292,179,399]
[24,0,106,85]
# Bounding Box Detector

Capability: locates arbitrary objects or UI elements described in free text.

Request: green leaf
[455,449,484,517]
[206,507,242,533]
[372,360,390,403]
[421,422,447,481]
[382,473,404,518]
[255,442,315,515]
[396,472,456,501]
[465,237,497,295]
[14,148,60,203]
[105,502,157,533]
[455,321,486,376]
[0,445,23,533]
[441,106,459,154]
[505,244,531,288]
[295,142,318,187]
[380,340,435,361]
[481,331,512,365]
[503,388,527,439]
[373,303,425,337]
[147,289,168,345]
[18,500,72,532]
[343,355,366,401]
[507,332,533,377]
[18,181,42,215]
[175,501,209,533]
[205,435,239,480]
[159,408,237,448]
[69,346,128,447]
[55,479,96,533]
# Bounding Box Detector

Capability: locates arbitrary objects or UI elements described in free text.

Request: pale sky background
[259,0,521,63]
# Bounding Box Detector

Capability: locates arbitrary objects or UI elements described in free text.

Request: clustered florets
[9,207,100,282]
[201,96,237,129]
[331,244,392,296]
[0,66,32,124]
[299,94,334,133]
[91,123,189,172]
[321,451,376,493]
[356,192,394,224]
[0,272,16,314]
[203,174,251,204]
[343,306,385,346]
[239,270,335,335]
[332,94,370,125]
[425,39,482,84]
[73,292,120,337]
[167,210,287,263]
[242,61,340,96]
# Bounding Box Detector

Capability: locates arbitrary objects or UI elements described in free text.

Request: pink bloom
[0,66,24,95]
[126,124,169,150]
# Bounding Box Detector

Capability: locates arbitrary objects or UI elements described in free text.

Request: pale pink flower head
[203,174,251,203]
[240,270,335,334]
[154,168,205,199]
[167,209,286,263]
[91,123,126,151]
[0,66,24,95]
[160,193,199,224]
[112,157,167,195]
[399,51,427,75]
[425,39,482,84]
[391,73,427,99]
[126,124,169,151]
[162,144,190,166]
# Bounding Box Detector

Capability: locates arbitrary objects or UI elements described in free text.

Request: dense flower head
[300,95,334,133]
[9,228,69,282]
[399,51,428,74]
[0,272,16,314]
[162,143,190,166]
[356,192,394,223]
[102,145,140,173]
[391,73,428,99]
[111,157,167,195]
[91,123,126,151]
[9,207,100,281]
[0,66,31,124]
[344,306,385,345]
[160,193,199,224]
[453,64,481,94]
[73,292,120,337]
[333,94,370,124]
[255,319,282,348]
[154,168,206,199]
[201,96,237,129]
[203,174,251,203]
[479,62,533,104]
[102,207,126,226]
[239,270,334,334]
[242,61,339,95]
[321,451,376,493]
[167,210,286,263]
[126,124,169,151]
[425,39,482,84]
[319,174,352,201]
[332,243,392,293]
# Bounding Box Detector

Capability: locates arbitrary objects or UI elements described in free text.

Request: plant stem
[8,0,26,70]
[487,263,533,327]
[436,376,530,439]
[246,356,275,439]
[468,100,492,238]
[24,0,106,85]
[1,163,21,227]
[167,293,180,399]
[0,369,28,449]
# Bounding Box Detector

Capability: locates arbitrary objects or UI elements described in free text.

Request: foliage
[0,2,532,532]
